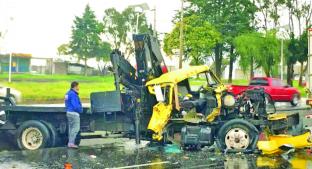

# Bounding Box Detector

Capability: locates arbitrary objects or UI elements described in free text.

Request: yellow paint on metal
[148,102,173,141]
[146,65,210,86]
[257,132,312,155]
[206,85,226,122]
[145,65,227,140]
[267,113,288,121]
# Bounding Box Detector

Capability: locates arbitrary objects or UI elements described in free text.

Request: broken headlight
[223,94,235,107]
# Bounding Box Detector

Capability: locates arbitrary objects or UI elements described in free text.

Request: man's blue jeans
[66,112,80,144]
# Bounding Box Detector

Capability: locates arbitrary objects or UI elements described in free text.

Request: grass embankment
[0,74,115,104]
[0,73,307,103]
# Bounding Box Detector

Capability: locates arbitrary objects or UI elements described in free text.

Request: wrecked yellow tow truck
[145,65,312,153]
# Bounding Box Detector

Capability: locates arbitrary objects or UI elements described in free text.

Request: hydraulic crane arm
[110,34,167,90]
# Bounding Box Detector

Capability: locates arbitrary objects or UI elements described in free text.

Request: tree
[185,0,257,79]
[257,31,280,77]
[255,0,285,29]
[235,31,280,78]
[69,5,103,76]
[297,30,308,86]
[95,41,112,74]
[57,44,70,56]
[164,15,221,67]
[234,32,262,78]
[287,33,300,86]
[103,7,149,55]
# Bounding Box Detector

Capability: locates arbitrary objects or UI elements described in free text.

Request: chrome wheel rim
[225,128,250,150]
[21,127,43,150]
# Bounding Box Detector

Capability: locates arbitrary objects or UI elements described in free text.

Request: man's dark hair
[71,81,79,89]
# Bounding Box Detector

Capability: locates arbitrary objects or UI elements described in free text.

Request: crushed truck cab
[145,65,311,153]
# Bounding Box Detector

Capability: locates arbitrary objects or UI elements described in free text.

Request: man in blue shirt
[65,81,82,148]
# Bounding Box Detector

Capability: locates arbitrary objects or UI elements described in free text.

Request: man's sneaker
[68,143,78,149]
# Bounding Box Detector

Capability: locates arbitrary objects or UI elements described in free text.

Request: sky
[0,0,181,57]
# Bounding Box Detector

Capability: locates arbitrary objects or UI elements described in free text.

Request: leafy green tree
[185,0,257,79]
[103,7,149,54]
[257,31,280,77]
[57,44,70,56]
[286,33,300,86]
[235,31,280,77]
[164,15,221,66]
[95,41,112,74]
[69,5,103,76]
[234,32,262,78]
[297,30,308,86]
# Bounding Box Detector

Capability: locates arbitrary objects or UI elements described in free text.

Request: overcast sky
[0,0,181,57]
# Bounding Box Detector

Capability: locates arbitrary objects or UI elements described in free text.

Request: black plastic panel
[91,91,122,113]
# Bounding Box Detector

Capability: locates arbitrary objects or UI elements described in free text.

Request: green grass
[0,73,108,82]
[1,74,115,103]
[0,73,307,104]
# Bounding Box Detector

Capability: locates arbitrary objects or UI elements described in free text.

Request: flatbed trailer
[0,34,166,150]
[0,90,143,150]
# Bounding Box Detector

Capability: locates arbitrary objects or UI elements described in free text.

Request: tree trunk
[228,45,234,83]
[264,69,270,77]
[215,43,223,78]
[84,58,87,76]
[97,63,103,75]
[250,56,254,79]
[287,64,294,86]
[299,62,304,86]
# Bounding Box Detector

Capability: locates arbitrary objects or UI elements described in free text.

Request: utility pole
[153,6,156,37]
[281,39,283,81]
[179,0,184,69]
[8,52,12,83]
[8,17,14,83]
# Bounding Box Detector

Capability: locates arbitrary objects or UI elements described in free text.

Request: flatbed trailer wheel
[216,119,259,152]
[16,120,51,150]
[41,121,58,147]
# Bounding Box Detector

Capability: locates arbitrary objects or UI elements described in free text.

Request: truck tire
[290,94,299,107]
[40,121,58,147]
[216,119,259,152]
[16,120,51,150]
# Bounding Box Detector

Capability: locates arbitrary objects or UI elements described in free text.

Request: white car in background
[0,86,22,103]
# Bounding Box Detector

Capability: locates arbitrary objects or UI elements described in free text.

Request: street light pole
[130,3,150,34]
[179,0,184,69]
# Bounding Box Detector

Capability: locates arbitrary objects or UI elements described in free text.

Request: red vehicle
[227,77,300,106]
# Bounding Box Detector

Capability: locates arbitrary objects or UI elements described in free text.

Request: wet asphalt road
[0,103,312,169]
[0,139,312,169]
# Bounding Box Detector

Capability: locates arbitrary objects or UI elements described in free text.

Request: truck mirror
[154,85,165,102]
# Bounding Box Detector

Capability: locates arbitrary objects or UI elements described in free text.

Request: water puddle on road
[0,143,312,169]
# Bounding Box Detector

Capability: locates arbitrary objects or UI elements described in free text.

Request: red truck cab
[228,77,300,106]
